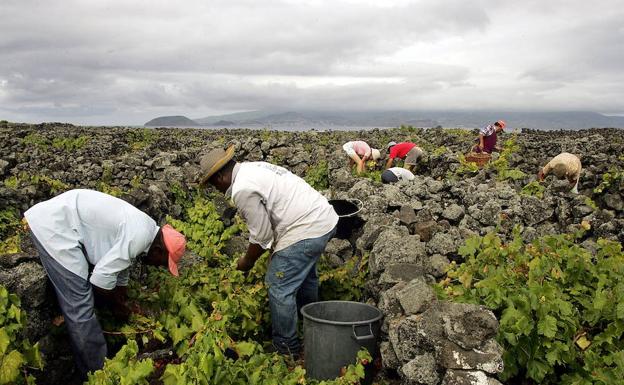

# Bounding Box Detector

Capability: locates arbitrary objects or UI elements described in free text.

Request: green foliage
[399,125,418,135]
[86,340,153,385]
[0,120,8,129]
[316,133,331,147]
[127,129,160,151]
[353,164,383,183]
[0,285,43,384]
[29,175,69,194]
[2,176,19,190]
[319,254,369,301]
[167,195,238,261]
[160,328,370,385]
[101,162,114,184]
[444,128,474,136]
[97,161,119,196]
[0,234,20,255]
[584,197,598,211]
[21,133,49,149]
[489,134,527,181]
[260,129,273,142]
[497,168,527,181]
[304,161,329,190]
[0,209,19,241]
[169,182,193,210]
[97,182,123,197]
[438,230,624,384]
[3,173,69,195]
[455,154,480,175]
[0,208,22,255]
[521,181,546,198]
[431,146,449,157]
[593,167,623,194]
[94,192,371,384]
[130,175,143,189]
[51,136,89,151]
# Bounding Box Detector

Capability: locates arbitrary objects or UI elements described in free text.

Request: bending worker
[342,140,381,174]
[381,167,415,184]
[385,141,424,171]
[199,145,338,358]
[538,152,582,193]
[473,120,506,153]
[24,189,186,379]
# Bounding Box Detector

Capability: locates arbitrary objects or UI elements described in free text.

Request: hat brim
[168,255,179,277]
[199,145,235,186]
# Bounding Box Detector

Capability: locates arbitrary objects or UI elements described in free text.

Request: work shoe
[267,342,303,362]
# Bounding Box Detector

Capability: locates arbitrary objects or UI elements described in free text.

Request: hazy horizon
[1,1,623,126]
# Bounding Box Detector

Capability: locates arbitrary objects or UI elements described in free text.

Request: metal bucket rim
[301,300,383,326]
[328,198,363,218]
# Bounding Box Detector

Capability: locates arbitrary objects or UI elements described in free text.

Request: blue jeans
[266,227,336,355]
[30,232,107,379]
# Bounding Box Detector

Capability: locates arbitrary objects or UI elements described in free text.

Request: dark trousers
[30,232,107,379]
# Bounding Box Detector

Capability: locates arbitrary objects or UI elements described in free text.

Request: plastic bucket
[301,301,382,384]
[328,199,363,239]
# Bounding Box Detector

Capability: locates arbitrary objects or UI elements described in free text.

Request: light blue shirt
[25,189,159,290]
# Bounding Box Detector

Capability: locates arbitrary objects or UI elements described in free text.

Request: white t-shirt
[229,162,339,252]
[25,189,159,290]
[388,167,415,182]
[543,152,582,193]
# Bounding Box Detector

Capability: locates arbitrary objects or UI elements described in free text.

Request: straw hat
[198,145,235,186]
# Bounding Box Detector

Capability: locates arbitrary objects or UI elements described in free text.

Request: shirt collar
[225,162,241,198]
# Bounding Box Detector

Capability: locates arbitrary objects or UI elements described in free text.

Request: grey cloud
[0,0,623,124]
[520,14,624,83]
[1,0,488,76]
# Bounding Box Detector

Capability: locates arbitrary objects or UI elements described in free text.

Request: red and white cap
[161,224,186,276]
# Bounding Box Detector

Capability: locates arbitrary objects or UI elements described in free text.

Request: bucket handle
[352,323,375,342]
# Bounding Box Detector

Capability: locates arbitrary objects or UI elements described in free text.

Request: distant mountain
[213,120,236,126]
[147,110,624,130]
[145,115,198,127]
[194,111,272,125]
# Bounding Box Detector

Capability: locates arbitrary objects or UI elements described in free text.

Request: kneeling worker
[538,152,582,193]
[342,140,381,174]
[24,189,186,379]
[381,167,415,184]
[199,145,338,358]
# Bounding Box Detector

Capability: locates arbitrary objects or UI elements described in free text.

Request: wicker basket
[465,152,492,167]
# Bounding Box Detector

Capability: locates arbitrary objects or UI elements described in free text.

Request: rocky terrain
[1,122,623,385]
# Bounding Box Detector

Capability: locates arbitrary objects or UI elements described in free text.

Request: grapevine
[0,285,43,385]
[86,191,371,384]
[438,227,624,384]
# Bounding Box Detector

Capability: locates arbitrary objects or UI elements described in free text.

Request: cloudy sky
[1,0,622,125]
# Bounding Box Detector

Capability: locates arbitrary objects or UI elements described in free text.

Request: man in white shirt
[198,145,338,358]
[24,189,186,379]
[381,167,415,184]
